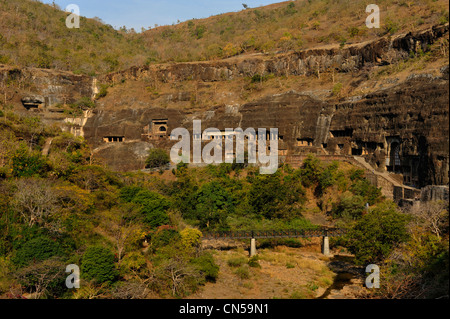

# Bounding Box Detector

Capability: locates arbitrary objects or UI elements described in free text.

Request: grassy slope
[1,0,448,75]
[0,0,147,75]
[138,0,449,62]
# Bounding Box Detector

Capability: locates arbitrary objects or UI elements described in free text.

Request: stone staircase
[285,154,420,201]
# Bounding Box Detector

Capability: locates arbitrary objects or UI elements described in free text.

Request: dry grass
[187,245,337,299]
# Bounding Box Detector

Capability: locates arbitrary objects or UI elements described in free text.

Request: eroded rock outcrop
[0,65,94,113]
[4,24,448,191]
[101,24,448,84]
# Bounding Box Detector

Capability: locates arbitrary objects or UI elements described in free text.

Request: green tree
[131,189,171,229]
[331,193,366,220]
[188,181,234,230]
[12,236,63,267]
[248,173,305,220]
[145,148,170,169]
[299,154,323,188]
[344,201,410,264]
[81,246,118,284]
[350,179,382,205]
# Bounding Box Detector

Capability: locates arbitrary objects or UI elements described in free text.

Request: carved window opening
[103,136,125,143]
[388,142,401,172]
[146,119,168,140]
[297,138,313,147]
[330,129,353,138]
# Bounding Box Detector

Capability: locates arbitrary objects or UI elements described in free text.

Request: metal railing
[202,228,346,240]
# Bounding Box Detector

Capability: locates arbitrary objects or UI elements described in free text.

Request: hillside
[139,0,449,63]
[0,0,448,302]
[0,0,147,75]
[0,0,448,75]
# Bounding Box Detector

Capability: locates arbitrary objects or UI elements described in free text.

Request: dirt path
[188,244,368,299]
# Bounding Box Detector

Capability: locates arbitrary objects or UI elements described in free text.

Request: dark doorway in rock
[389,142,401,172]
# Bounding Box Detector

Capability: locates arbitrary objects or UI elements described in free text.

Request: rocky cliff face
[330,72,449,186]
[101,24,448,84]
[81,68,449,187]
[0,64,94,120]
[3,24,449,189]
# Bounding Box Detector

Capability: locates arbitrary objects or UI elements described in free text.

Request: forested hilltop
[0,112,448,299]
[1,0,448,74]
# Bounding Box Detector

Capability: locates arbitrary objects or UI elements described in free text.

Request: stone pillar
[322,236,330,256]
[250,238,257,257]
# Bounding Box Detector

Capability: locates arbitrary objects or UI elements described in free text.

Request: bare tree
[157,258,200,296]
[0,80,15,107]
[111,281,150,299]
[102,205,143,264]
[15,257,65,299]
[408,201,448,239]
[72,280,109,299]
[12,178,58,227]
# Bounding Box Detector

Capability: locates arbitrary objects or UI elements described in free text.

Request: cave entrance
[297,138,313,147]
[389,142,401,172]
[147,119,168,140]
[103,136,125,143]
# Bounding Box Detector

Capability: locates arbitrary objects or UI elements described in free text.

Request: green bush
[12,236,63,267]
[192,252,219,282]
[12,144,49,178]
[145,148,170,169]
[318,161,339,193]
[119,186,145,203]
[349,168,365,181]
[234,265,250,279]
[151,227,180,250]
[299,154,323,188]
[331,193,366,220]
[344,202,410,264]
[350,179,382,205]
[95,84,109,99]
[227,256,247,268]
[248,256,261,268]
[81,246,118,284]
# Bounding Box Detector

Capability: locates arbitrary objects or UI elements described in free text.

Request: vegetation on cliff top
[0,0,448,75]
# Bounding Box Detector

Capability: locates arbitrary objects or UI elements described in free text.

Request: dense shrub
[151,226,181,250]
[349,168,365,181]
[331,193,366,220]
[119,186,144,203]
[350,179,382,205]
[344,202,410,264]
[192,252,219,282]
[12,236,63,267]
[180,228,202,251]
[227,256,247,268]
[145,148,170,169]
[11,144,49,177]
[81,246,118,284]
[299,154,323,187]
